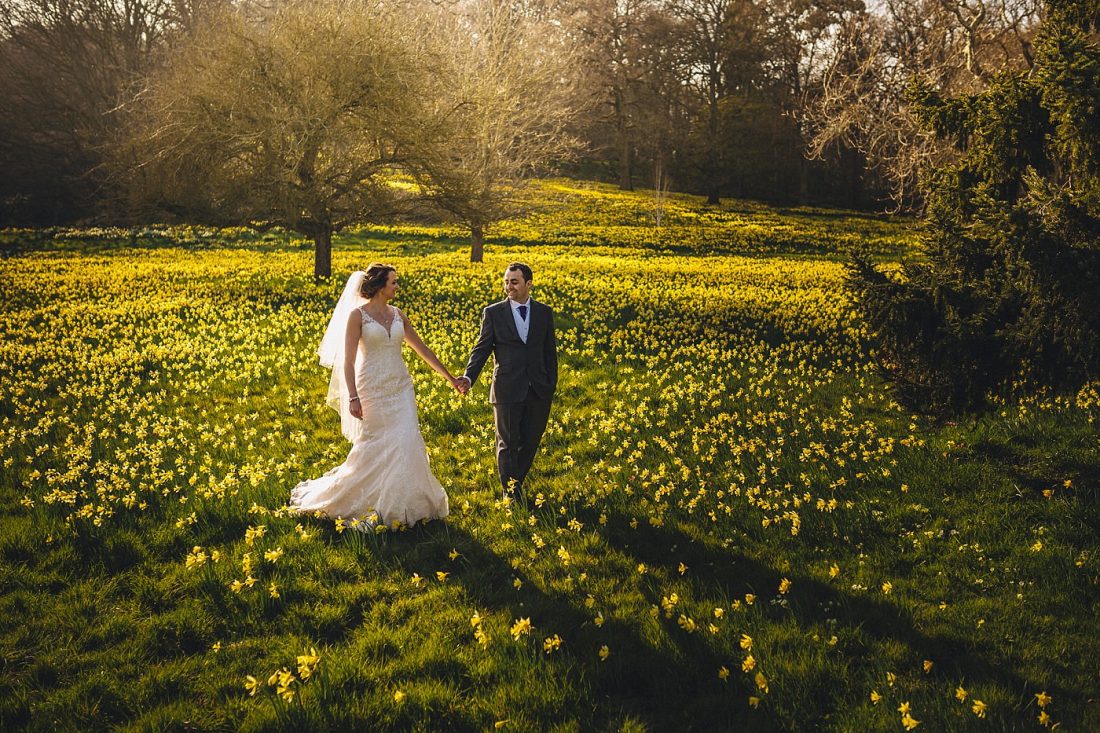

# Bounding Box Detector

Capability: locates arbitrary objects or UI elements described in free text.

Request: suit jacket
[463,299,557,404]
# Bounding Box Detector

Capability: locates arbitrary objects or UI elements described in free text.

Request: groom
[457,263,557,499]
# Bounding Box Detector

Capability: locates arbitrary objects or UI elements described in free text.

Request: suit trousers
[493,390,552,495]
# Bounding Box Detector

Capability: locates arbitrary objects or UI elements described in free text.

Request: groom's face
[503,269,531,303]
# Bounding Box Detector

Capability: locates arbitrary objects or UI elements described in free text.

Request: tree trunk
[470,225,484,263]
[798,155,810,205]
[706,94,721,206]
[618,135,633,191]
[841,144,864,209]
[614,85,633,191]
[313,228,332,279]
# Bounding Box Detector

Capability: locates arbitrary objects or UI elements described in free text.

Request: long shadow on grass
[969,432,1100,537]
[594,511,1080,712]
[378,521,763,732]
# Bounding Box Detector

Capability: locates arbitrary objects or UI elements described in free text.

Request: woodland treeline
[1,0,1043,230]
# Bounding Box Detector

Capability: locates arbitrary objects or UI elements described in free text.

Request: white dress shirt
[509,298,531,343]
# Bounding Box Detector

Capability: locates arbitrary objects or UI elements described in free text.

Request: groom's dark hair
[506,262,533,282]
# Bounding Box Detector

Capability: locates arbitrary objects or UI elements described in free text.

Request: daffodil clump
[2,181,1095,730]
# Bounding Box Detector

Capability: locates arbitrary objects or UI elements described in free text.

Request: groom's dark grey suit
[462,299,557,496]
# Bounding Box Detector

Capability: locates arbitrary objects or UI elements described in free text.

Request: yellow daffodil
[510,617,532,640]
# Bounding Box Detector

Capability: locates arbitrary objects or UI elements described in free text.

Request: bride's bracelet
[349,396,360,403]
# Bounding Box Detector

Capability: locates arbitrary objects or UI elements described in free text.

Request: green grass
[0,180,1096,731]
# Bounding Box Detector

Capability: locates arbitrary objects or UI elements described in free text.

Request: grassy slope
[0,180,1096,731]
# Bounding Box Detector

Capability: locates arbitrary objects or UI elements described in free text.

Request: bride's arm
[345,309,363,418]
[397,308,461,387]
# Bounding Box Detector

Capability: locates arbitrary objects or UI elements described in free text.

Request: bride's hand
[349,399,363,419]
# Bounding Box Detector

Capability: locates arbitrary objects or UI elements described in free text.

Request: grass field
[1,180,1097,731]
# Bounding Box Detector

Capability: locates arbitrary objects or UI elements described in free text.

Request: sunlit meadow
[1,180,1097,731]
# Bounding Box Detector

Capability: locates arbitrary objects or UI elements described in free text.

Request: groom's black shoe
[503,483,524,504]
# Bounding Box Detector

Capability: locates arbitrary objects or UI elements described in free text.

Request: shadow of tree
[970,431,1100,534]
[376,520,763,731]
[591,508,1083,713]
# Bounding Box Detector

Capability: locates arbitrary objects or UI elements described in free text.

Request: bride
[290,264,459,530]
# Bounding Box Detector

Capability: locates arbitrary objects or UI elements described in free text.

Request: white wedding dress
[290,305,449,528]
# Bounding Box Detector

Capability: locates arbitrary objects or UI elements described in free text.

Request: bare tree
[759,0,865,204]
[651,157,671,226]
[409,0,586,262]
[804,0,1043,209]
[669,0,767,205]
[117,0,437,277]
[568,0,674,190]
[0,0,208,223]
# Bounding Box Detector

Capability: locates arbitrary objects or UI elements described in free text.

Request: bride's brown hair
[360,263,396,298]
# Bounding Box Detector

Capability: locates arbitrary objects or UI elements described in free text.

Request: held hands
[450,375,471,396]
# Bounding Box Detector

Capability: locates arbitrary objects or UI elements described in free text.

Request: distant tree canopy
[848,0,1100,412]
[0,0,201,225]
[116,0,582,273]
[0,0,1052,228]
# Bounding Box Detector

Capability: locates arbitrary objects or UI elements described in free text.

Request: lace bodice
[356,305,413,397]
